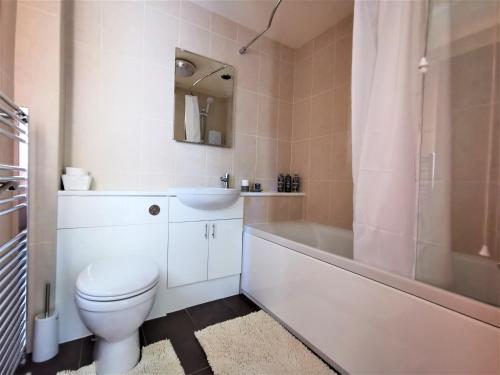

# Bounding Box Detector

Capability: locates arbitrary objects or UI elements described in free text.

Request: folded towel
[208,130,222,145]
[185,95,201,142]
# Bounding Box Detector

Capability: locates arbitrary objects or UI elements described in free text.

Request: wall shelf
[241,192,305,197]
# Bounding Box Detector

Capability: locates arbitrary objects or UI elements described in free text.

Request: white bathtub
[241,221,500,374]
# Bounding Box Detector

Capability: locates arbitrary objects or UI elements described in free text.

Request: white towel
[208,130,222,145]
[184,95,201,142]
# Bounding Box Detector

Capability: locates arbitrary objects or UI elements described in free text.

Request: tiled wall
[14,0,64,349]
[290,15,354,229]
[64,0,294,192]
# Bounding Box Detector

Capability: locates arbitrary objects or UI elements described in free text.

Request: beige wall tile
[293,56,312,100]
[277,140,291,174]
[279,61,294,102]
[235,89,258,135]
[244,196,269,224]
[72,0,101,45]
[289,197,305,220]
[312,45,334,95]
[330,180,353,229]
[260,36,280,57]
[259,54,280,98]
[257,95,278,138]
[331,131,352,180]
[292,98,311,140]
[205,146,233,177]
[144,7,179,66]
[146,1,180,17]
[180,21,209,56]
[294,39,314,62]
[102,1,143,56]
[310,136,333,180]
[334,35,352,87]
[256,137,277,179]
[268,197,290,221]
[277,100,293,141]
[180,0,210,29]
[314,26,335,52]
[280,44,294,63]
[306,181,331,224]
[291,140,310,179]
[235,49,260,92]
[311,90,334,137]
[333,84,351,132]
[210,12,237,40]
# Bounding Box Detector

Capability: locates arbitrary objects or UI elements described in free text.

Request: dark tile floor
[16,294,260,375]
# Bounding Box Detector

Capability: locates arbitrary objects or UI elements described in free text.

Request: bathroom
[0,0,498,374]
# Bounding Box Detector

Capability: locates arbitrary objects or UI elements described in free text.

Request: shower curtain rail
[239,0,282,54]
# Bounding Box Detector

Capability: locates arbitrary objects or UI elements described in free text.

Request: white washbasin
[170,187,240,210]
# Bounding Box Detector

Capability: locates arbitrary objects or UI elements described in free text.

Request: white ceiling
[194,0,354,49]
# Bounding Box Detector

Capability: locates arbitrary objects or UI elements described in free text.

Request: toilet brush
[44,283,50,318]
[32,282,59,362]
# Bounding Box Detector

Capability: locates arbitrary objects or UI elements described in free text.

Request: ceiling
[194,0,354,49]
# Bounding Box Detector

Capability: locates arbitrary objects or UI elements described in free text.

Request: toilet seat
[75,283,158,313]
[76,256,160,302]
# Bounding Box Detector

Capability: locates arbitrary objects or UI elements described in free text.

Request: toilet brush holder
[32,310,59,362]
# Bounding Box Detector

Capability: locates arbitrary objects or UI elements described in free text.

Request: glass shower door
[416,0,500,307]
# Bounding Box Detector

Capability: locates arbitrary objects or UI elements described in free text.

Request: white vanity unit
[56,190,244,343]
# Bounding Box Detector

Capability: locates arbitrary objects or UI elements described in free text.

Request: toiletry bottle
[284,174,292,193]
[277,174,284,192]
[292,173,300,192]
[241,179,250,192]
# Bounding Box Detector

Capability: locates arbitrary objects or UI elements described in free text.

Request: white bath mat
[195,310,335,375]
[57,339,184,375]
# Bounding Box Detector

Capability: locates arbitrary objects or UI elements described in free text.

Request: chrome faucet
[220,173,230,189]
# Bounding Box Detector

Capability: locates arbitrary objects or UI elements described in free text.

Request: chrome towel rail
[0,89,28,375]
[0,91,27,124]
[239,0,283,54]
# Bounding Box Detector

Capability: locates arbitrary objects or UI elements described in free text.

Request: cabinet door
[168,221,209,288]
[208,219,243,280]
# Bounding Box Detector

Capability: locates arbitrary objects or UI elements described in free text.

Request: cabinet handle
[204,223,208,239]
[211,223,216,239]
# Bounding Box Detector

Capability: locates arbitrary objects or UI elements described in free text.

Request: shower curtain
[351,0,425,277]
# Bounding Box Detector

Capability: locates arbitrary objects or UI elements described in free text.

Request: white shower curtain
[351,0,425,278]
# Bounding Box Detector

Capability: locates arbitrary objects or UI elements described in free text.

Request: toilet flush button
[149,205,160,216]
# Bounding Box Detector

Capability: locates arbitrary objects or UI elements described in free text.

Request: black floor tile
[15,338,82,375]
[142,310,194,344]
[188,365,214,375]
[78,336,94,368]
[186,299,237,330]
[171,335,210,375]
[223,294,260,317]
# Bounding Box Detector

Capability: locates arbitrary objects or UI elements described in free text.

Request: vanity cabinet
[167,219,243,288]
[167,196,244,288]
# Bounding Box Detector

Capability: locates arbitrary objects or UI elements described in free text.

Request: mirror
[173,48,235,147]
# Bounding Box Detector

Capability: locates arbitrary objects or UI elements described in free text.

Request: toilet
[75,256,159,374]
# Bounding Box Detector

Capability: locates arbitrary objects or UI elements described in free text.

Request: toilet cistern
[220,173,230,189]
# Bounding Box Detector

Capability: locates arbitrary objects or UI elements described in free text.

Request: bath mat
[57,339,184,375]
[195,310,334,375]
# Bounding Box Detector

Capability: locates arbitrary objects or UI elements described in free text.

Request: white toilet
[75,256,159,374]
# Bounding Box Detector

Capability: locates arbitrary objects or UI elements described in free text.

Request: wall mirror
[173,48,235,148]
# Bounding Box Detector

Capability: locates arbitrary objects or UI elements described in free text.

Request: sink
[170,187,240,210]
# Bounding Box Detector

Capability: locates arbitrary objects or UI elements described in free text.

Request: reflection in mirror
[174,48,234,148]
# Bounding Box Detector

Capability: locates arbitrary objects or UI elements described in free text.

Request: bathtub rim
[244,222,500,328]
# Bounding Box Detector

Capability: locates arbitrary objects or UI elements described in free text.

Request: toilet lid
[76,257,159,300]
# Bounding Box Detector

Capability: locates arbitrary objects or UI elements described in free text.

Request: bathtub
[241,221,500,374]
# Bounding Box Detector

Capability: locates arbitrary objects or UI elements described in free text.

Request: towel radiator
[0,90,29,375]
